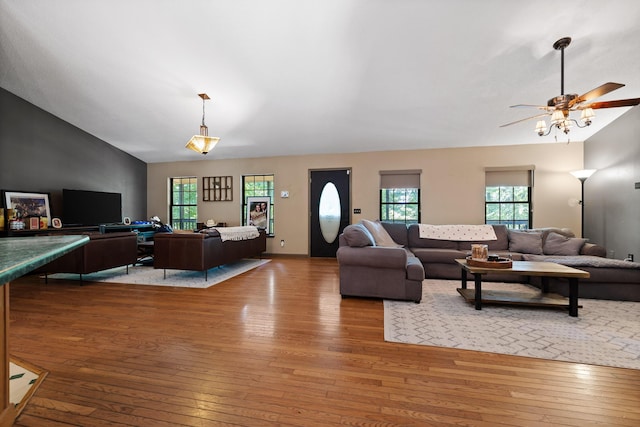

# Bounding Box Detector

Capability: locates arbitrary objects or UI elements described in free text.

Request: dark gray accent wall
[584,106,640,260]
[0,88,147,222]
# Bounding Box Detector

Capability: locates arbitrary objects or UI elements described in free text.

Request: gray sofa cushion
[543,232,586,255]
[581,243,607,257]
[343,224,376,247]
[381,222,409,247]
[508,230,543,254]
[361,219,403,247]
[411,248,466,264]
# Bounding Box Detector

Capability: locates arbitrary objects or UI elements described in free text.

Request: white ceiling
[2,0,640,164]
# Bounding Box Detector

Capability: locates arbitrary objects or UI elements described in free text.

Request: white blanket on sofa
[213,226,260,242]
[418,224,497,241]
[523,254,640,269]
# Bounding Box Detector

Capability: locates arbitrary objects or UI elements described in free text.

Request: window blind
[379,170,421,189]
[485,166,535,187]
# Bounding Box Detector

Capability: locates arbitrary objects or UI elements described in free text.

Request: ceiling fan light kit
[502,36,640,140]
[185,93,220,155]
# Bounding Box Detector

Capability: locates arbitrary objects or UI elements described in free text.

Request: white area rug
[48,258,271,288]
[384,280,640,370]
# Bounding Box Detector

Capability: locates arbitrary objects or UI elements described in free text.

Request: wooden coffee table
[455,259,590,317]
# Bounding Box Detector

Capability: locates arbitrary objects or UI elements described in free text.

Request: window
[485,167,534,229]
[242,174,274,235]
[169,177,197,230]
[379,170,421,224]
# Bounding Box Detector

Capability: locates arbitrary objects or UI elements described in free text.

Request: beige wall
[148,142,585,255]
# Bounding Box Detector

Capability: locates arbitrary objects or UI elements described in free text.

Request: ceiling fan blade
[585,98,640,109]
[510,104,546,108]
[570,82,625,107]
[509,104,553,111]
[500,113,549,128]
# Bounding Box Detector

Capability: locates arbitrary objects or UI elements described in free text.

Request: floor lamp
[570,169,596,237]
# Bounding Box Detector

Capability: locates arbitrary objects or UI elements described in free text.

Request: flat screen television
[62,189,122,226]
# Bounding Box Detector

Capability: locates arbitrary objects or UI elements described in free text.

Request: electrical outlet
[280,240,285,247]
[628,253,634,262]
[354,208,361,214]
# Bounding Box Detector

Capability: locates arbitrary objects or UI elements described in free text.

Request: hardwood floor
[8,257,640,426]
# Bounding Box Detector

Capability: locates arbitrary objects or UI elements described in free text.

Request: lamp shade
[185,135,220,154]
[551,110,565,124]
[570,169,596,181]
[580,107,595,124]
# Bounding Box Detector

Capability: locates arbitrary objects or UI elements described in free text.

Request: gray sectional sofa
[337,220,640,302]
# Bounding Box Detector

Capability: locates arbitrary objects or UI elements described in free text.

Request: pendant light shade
[185,93,220,154]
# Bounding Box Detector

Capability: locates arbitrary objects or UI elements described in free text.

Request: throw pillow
[361,219,403,247]
[342,224,376,247]
[200,229,220,237]
[508,230,543,254]
[543,232,586,255]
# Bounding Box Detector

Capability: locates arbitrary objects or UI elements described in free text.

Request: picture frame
[246,196,270,234]
[3,191,52,226]
[51,218,63,229]
[29,217,40,230]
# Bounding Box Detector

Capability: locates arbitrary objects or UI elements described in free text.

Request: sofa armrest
[406,256,425,281]
[581,242,606,257]
[337,246,408,269]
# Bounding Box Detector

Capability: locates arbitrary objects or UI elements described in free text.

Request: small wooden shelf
[203,176,232,202]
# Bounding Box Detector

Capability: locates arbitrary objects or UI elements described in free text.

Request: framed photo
[3,191,51,226]
[29,217,40,230]
[52,218,63,229]
[246,196,270,233]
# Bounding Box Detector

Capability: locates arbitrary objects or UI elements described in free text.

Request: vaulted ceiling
[2,1,639,163]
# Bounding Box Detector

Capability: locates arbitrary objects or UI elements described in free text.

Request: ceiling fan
[501,37,640,138]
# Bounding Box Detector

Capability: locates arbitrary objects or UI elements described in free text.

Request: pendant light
[185,93,220,154]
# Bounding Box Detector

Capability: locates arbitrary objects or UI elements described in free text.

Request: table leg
[461,267,467,289]
[569,278,579,317]
[541,276,549,294]
[474,273,482,310]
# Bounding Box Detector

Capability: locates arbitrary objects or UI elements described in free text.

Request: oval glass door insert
[319,182,341,243]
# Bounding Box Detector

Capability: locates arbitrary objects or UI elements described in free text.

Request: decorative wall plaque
[203,176,232,201]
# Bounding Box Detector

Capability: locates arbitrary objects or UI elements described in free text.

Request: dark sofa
[338,221,640,301]
[36,231,138,284]
[153,228,266,279]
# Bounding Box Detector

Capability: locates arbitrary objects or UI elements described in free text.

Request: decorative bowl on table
[466,255,513,269]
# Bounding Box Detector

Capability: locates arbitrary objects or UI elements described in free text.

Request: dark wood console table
[0,235,89,425]
[4,226,99,237]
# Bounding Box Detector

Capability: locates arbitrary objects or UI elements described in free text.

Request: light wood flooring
[9,257,640,426]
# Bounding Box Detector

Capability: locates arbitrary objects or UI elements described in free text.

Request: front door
[309,169,351,257]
